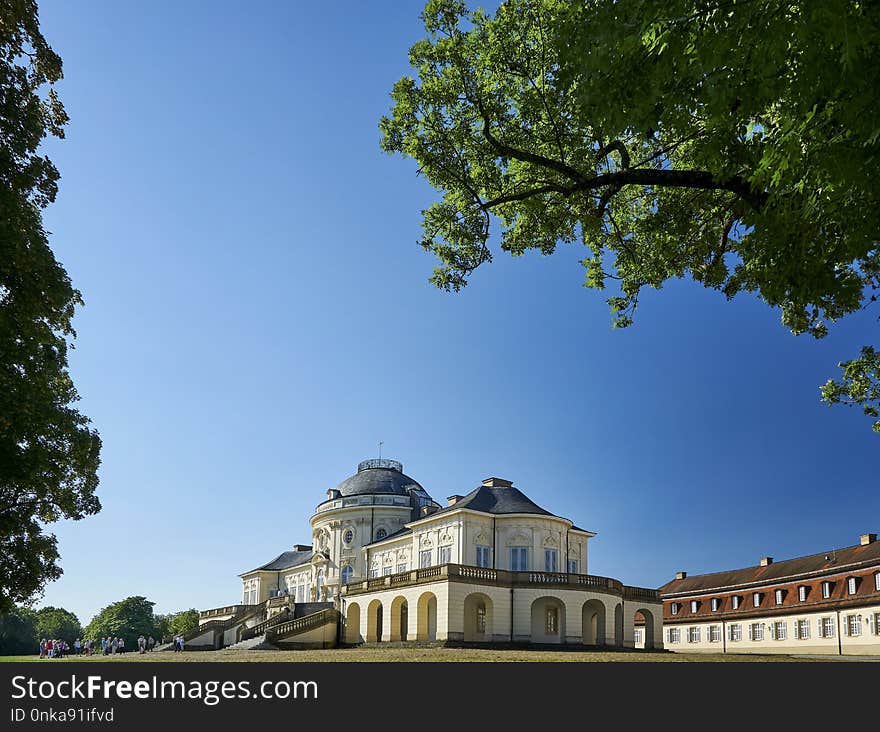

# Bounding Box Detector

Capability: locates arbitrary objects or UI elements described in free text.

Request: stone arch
[367,599,383,643]
[416,592,437,641]
[614,603,624,646]
[463,592,493,642]
[389,596,409,641]
[530,596,566,644]
[581,598,606,646]
[634,608,655,650]
[345,602,362,644]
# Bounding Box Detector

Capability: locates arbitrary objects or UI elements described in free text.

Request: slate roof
[241,549,314,575]
[660,540,880,595]
[433,484,556,517]
[335,467,424,497]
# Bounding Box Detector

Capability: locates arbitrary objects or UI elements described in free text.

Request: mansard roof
[660,539,880,596]
[241,548,314,575]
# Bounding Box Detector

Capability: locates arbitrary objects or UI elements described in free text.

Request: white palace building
[194,458,663,651]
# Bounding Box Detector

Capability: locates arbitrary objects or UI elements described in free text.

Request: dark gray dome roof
[334,459,425,497]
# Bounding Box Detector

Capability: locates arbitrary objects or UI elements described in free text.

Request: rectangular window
[875,573,880,591]
[847,577,857,595]
[567,559,578,574]
[750,623,764,641]
[475,545,491,568]
[382,565,392,576]
[847,615,861,636]
[439,545,452,564]
[545,607,558,634]
[753,592,762,608]
[798,586,807,602]
[668,628,680,644]
[396,563,407,574]
[821,617,835,638]
[773,621,786,640]
[369,569,378,579]
[729,624,742,642]
[797,619,810,639]
[419,550,432,569]
[874,613,880,635]
[732,595,741,610]
[774,589,784,605]
[822,581,832,599]
[634,629,643,644]
[544,548,558,572]
[709,626,721,643]
[510,546,529,572]
[711,598,720,612]
[476,605,486,634]
[690,600,699,613]
[670,602,680,615]
[687,627,701,643]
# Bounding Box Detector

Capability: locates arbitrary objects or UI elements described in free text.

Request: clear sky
[34,0,878,625]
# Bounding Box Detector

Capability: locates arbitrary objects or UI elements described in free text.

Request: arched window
[341,565,353,585]
[375,528,387,541]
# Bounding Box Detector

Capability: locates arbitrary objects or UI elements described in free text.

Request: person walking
[118,637,125,654]
[46,639,54,659]
[39,639,46,659]
[137,635,146,654]
[147,635,155,652]
[110,637,118,654]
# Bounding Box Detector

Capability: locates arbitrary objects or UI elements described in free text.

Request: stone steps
[224,634,279,651]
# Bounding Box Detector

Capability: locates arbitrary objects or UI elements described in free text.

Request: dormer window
[375,528,387,541]
[822,581,833,599]
[875,572,880,591]
[690,600,699,613]
[774,589,785,605]
[732,595,741,610]
[752,592,762,608]
[671,602,680,615]
[711,598,720,612]
[798,585,808,602]
[847,576,858,595]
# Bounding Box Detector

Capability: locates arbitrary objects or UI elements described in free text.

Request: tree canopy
[33,605,82,641]
[82,596,158,647]
[0,0,102,614]
[380,0,880,431]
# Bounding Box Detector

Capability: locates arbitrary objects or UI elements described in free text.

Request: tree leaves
[381,0,880,431]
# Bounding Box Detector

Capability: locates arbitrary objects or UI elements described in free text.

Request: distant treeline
[0,597,199,655]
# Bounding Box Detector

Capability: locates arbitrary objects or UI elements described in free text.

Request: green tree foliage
[33,605,82,642]
[83,597,157,648]
[0,607,37,655]
[0,1,102,613]
[822,346,880,433]
[166,609,199,637]
[380,0,880,430]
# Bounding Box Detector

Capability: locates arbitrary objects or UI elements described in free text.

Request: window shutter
[748,624,753,641]
[843,618,849,636]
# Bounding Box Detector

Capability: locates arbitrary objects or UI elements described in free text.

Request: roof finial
[378,440,383,459]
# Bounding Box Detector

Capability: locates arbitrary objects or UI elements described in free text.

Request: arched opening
[463,592,493,642]
[345,602,362,643]
[367,600,383,643]
[390,596,409,641]
[614,603,623,646]
[530,596,566,644]
[634,608,655,650]
[581,599,606,646]
[316,569,324,600]
[416,592,437,641]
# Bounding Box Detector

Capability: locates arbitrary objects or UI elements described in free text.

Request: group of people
[37,635,158,658]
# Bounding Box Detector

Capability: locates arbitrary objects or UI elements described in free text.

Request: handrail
[341,563,652,599]
[240,609,291,641]
[265,609,339,642]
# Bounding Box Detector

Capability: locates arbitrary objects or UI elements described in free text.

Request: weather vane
[378,441,383,459]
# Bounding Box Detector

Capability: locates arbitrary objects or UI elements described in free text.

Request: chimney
[675,571,687,580]
[446,495,463,507]
[860,533,877,546]
[326,489,341,500]
[759,557,773,566]
[421,505,438,517]
[482,477,513,488]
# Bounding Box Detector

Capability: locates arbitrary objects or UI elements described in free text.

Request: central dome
[334,458,425,497]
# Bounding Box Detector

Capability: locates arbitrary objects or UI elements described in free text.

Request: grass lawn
[0,647,819,662]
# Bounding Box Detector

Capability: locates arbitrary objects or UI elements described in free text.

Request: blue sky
[35,0,878,625]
